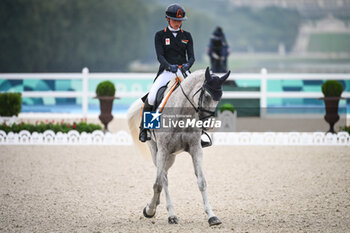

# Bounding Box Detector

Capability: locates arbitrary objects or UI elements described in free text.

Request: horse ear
[205,67,211,81]
[220,70,231,83]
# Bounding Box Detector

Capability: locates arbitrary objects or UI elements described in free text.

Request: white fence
[1,130,349,146]
[0,130,133,145]
[1,67,349,118]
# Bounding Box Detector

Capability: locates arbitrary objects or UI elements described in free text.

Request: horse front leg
[190,146,222,226]
[143,150,166,218]
[163,155,178,224]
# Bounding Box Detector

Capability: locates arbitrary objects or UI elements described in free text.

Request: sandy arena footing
[0,145,349,232]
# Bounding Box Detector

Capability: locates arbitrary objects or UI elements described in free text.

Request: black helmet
[165,4,187,21]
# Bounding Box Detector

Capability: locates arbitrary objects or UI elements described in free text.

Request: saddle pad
[158,76,182,112]
[140,75,183,117]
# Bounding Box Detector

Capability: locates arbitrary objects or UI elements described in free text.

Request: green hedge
[0,121,102,134]
[340,125,350,134]
[0,93,22,116]
[219,103,235,113]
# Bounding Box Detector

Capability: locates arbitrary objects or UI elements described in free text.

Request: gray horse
[127,67,230,226]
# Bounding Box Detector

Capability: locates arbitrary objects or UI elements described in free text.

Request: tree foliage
[0,0,148,72]
[226,7,301,52]
[153,0,301,52]
[0,0,301,72]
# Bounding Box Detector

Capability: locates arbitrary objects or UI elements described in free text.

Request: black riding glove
[181,63,190,72]
[169,64,178,73]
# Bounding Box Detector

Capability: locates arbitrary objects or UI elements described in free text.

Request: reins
[178,76,214,147]
[179,81,199,112]
[178,77,216,121]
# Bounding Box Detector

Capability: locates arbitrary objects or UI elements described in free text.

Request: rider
[139,3,195,142]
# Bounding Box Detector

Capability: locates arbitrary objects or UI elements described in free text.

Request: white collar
[168,26,180,32]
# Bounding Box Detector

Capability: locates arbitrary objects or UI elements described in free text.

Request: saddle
[140,71,212,148]
[156,76,183,112]
[142,74,184,112]
[156,76,212,148]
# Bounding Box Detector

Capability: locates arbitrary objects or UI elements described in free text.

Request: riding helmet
[165,4,187,21]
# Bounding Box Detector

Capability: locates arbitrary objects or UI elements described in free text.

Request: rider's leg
[148,71,175,106]
[139,99,153,142]
[139,71,174,142]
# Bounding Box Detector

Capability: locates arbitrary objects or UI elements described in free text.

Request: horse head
[194,67,230,121]
[204,67,230,101]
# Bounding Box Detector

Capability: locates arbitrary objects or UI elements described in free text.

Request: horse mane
[181,69,205,92]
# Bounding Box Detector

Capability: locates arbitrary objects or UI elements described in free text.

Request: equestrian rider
[139,3,195,142]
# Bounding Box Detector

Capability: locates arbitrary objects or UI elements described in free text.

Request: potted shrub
[95,81,118,132]
[320,80,344,133]
[217,103,236,132]
[0,93,22,125]
[219,103,235,114]
[0,93,22,117]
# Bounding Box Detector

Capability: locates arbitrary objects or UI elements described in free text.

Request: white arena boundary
[1,68,350,118]
[0,130,349,146]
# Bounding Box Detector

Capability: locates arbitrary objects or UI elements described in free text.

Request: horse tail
[127,99,152,158]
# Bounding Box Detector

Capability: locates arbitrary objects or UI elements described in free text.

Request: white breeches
[148,70,186,105]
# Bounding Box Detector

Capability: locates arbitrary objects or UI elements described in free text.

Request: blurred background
[0,0,349,118]
[1,0,350,73]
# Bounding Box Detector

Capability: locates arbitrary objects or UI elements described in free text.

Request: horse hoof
[168,216,178,224]
[208,216,222,226]
[143,207,156,218]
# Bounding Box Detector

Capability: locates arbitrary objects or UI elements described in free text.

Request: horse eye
[205,94,211,101]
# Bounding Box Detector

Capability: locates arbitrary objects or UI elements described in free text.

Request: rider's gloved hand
[169,64,178,73]
[181,63,190,72]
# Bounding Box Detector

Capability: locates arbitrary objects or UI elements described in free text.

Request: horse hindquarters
[127,99,152,158]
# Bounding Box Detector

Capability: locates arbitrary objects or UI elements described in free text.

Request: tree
[0,0,148,72]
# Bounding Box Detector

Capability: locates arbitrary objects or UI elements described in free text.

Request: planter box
[217,110,237,132]
[221,85,260,117]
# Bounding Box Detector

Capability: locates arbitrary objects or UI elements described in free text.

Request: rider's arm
[155,32,171,69]
[186,32,195,69]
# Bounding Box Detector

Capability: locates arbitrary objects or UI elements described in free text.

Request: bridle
[178,80,218,121]
[177,69,226,148]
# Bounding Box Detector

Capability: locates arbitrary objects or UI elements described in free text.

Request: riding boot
[139,100,154,142]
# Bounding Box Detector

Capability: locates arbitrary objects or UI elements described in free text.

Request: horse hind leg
[147,140,158,166]
[190,146,221,227]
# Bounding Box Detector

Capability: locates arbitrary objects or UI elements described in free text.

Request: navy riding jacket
[154,27,195,78]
